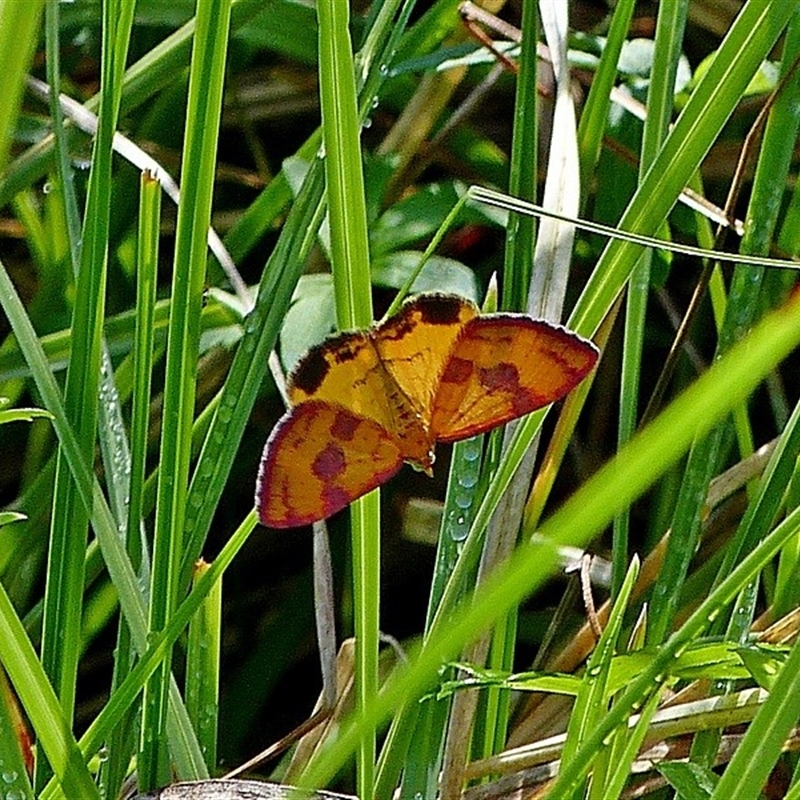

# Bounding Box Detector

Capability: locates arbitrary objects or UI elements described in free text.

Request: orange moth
[256,293,598,528]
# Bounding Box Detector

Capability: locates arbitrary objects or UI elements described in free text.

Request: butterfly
[256,293,598,528]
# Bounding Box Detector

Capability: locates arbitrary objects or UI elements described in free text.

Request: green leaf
[0,406,53,425]
[371,252,478,299]
[658,760,719,798]
[736,643,790,691]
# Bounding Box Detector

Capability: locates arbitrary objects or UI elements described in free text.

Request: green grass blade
[128,171,161,582]
[36,0,133,789]
[0,576,97,798]
[561,557,640,797]
[44,0,81,267]
[186,559,221,771]
[576,0,636,200]
[614,0,688,598]
[317,0,379,795]
[37,512,258,800]
[603,689,664,799]
[382,436,484,798]
[435,0,540,788]
[98,170,161,800]
[502,0,538,309]
[0,0,44,171]
[141,0,232,787]
[0,603,34,800]
[318,4,373,327]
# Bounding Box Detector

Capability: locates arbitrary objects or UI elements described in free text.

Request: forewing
[374,293,478,423]
[256,401,404,528]
[430,316,599,442]
[287,330,396,431]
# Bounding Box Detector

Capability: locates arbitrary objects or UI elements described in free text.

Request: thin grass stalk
[8,188,50,281]
[355,0,411,94]
[44,0,81,267]
[46,0,137,554]
[128,171,161,577]
[140,0,232,786]
[560,558,640,798]
[502,0,537,310]
[439,0,541,788]
[99,171,161,799]
[466,0,538,776]
[317,1,378,795]
[602,689,663,798]
[386,445,485,798]
[186,559,221,770]
[575,0,635,204]
[0,659,34,798]
[613,0,689,599]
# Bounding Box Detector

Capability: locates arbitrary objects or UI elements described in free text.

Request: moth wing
[256,401,404,528]
[431,316,598,442]
[374,293,478,423]
[287,331,396,431]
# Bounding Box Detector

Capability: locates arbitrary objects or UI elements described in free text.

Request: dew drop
[450,514,468,542]
[455,492,472,510]
[458,473,478,490]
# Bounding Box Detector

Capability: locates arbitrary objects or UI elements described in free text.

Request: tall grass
[1,2,800,799]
